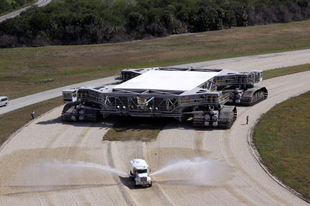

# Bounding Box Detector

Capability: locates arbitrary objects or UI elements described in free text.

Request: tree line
[0,0,309,48]
[0,0,35,16]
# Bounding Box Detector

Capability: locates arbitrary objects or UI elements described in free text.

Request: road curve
[0,53,309,206]
[1,49,310,116]
[0,0,52,23]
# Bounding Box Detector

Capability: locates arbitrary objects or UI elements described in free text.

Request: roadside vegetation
[253,92,310,201]
[0,0,310,47]
[1,19,310,100]
[0,0,35,16]
[264,63,310,80]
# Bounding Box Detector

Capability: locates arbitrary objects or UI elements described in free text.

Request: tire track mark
[107,142,137,206]
[31,124,60,206]
[144,142,176,206]
[62,124,95,206]
[218,111,286,205]
[216,74,310,205]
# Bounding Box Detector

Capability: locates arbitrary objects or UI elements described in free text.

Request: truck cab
[130,159,152,187]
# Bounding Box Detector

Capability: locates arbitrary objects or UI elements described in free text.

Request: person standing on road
[31,111,35,119]
[246,115,249,124]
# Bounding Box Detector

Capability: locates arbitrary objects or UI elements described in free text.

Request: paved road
[0,51,309,206]
[0,0,51,23]
[1,49,310,116]
[0,77,115,115]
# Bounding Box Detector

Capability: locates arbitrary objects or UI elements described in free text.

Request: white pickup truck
[130,159,152,187]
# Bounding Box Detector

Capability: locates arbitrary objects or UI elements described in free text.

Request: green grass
[1,20,310,99]
[103,117,167,142]
[264,64,310,80]
[253,92,310,200]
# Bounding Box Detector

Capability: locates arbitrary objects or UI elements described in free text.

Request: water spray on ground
[151,157,232,186]
[17,157,231,188]
[19,159,127,187]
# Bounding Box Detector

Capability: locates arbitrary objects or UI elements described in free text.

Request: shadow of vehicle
[119,176,150,189]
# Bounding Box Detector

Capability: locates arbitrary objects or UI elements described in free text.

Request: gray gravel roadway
[1,49,310,116]
[0,50,310,206]
[0,0,51,23]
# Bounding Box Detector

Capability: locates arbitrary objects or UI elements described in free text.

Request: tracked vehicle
[213,71,268,106]
[61,67,267,128]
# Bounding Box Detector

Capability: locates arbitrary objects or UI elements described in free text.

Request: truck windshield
[136,169,147,174]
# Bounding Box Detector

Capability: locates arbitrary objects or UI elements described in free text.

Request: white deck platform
[114,70,219,91]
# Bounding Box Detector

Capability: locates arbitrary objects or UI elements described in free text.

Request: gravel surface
[0,52,310,206]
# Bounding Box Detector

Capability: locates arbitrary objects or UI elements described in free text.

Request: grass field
[1,20,310,99]
[253,92,310,200]
[264,64,310,80]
